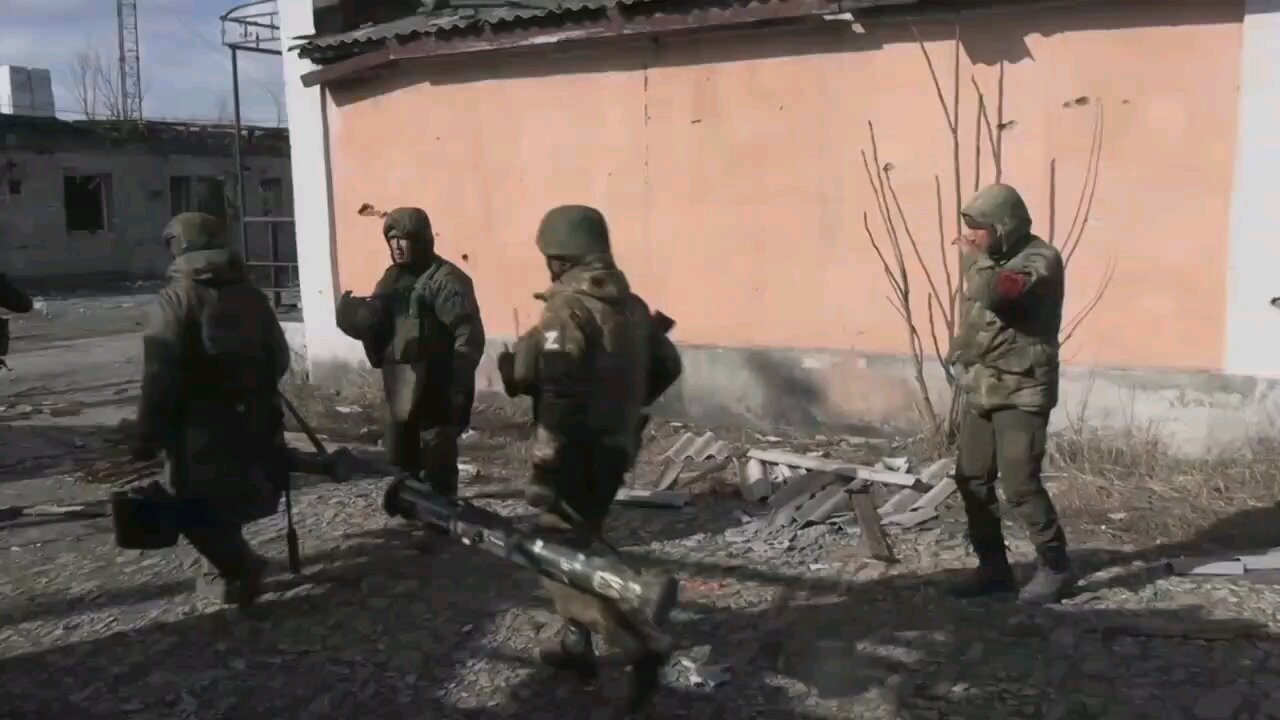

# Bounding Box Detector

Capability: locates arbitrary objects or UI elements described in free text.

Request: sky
[0,0,287,126]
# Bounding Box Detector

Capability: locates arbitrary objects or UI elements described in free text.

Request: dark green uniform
[500,205,682,713]
[132,213,290,607]
[336,208,485,497]
[0,272,33,361]
[947,183,1073,604]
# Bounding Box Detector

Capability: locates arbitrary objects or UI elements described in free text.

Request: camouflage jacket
[368,257,485,427]
[136,247,290,522]
[949,184,1064,415]
[509,262,676,465]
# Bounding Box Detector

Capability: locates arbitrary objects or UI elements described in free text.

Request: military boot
[627,648,668,715]
[538,621,598,684]
[949,550,1017,599]
[1018,547,1075,605]
[195,554,267,608]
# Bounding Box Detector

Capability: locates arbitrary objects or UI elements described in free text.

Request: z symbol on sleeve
[543,330,561,351]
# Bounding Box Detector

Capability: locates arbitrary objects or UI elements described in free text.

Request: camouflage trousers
[386,420,461,497]
[534,441,644,659]
[955,407,1067,561]
[180,501,258,582]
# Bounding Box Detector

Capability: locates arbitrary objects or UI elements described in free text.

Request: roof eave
[300,0,917,88]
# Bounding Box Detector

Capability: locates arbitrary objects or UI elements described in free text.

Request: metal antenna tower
[116,0,143,120]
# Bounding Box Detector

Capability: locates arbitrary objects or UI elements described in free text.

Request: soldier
[0,273,33,314]
[128,212,291,607]
[0,271,33,365]
[335,207,485,498]
[946,183,1074,605]
[498,205,682,713]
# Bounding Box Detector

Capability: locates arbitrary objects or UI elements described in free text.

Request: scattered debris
[334,406,362,414]
[738,458,772,502]
[615,488,690,509]
[1166,548,1280,576]
[0,503,110,521]
[878,487,923,516]
[675,645,731,688]
[848,489,895,563]
[883,474,957,529]
[648,431,735,491]
[745,448,918,487]
[877,457,910,473]
[47,403,86,418]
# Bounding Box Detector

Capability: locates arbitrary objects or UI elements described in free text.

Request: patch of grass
[1048,423,1280,549]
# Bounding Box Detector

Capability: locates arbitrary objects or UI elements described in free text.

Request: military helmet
[535,205,611,258]
[335,292,387,342]
[163,212,226,257]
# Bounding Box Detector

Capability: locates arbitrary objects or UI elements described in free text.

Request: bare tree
[66,50,100,119]
[63,46,132,120]
[93,55,124,120]
[862,23,1113,451]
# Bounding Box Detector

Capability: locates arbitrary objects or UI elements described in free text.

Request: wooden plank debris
[746,449,919,487]
[849,489,896,563]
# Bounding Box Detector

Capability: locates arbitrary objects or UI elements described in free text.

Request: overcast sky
[0,0,286,126]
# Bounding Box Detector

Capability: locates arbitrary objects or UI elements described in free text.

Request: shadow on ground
[0,521,1271,720]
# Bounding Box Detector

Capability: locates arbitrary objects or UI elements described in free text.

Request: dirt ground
[3,294,1280,719]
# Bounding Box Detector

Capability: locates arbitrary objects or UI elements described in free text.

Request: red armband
[993,271,1031,300]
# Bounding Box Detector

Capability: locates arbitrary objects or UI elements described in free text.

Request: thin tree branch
[1064,103,1106,268]
[1062,101,1104,265]
[1061,257,1117,346]
[886,172,951,330]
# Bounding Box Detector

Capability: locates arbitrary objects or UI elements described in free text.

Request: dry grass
[1047,423,1280,549]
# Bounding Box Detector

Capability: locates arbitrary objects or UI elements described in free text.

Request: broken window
[64,174,112,233]
[169,176,228,219]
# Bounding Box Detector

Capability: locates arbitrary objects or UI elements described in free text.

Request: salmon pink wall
[324,0,1242,372]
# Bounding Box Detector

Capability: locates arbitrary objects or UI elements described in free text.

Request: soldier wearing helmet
[335,207,485,498]
[128,212,290,608]
[498,205,682,713]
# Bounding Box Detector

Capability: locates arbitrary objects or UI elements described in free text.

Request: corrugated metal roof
[297,0,658,54]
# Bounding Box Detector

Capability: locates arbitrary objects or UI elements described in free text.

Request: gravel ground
[3,295,1280,719]
[3,413,1280,720]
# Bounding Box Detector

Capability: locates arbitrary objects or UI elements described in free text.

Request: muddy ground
[2,293,1280,719]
